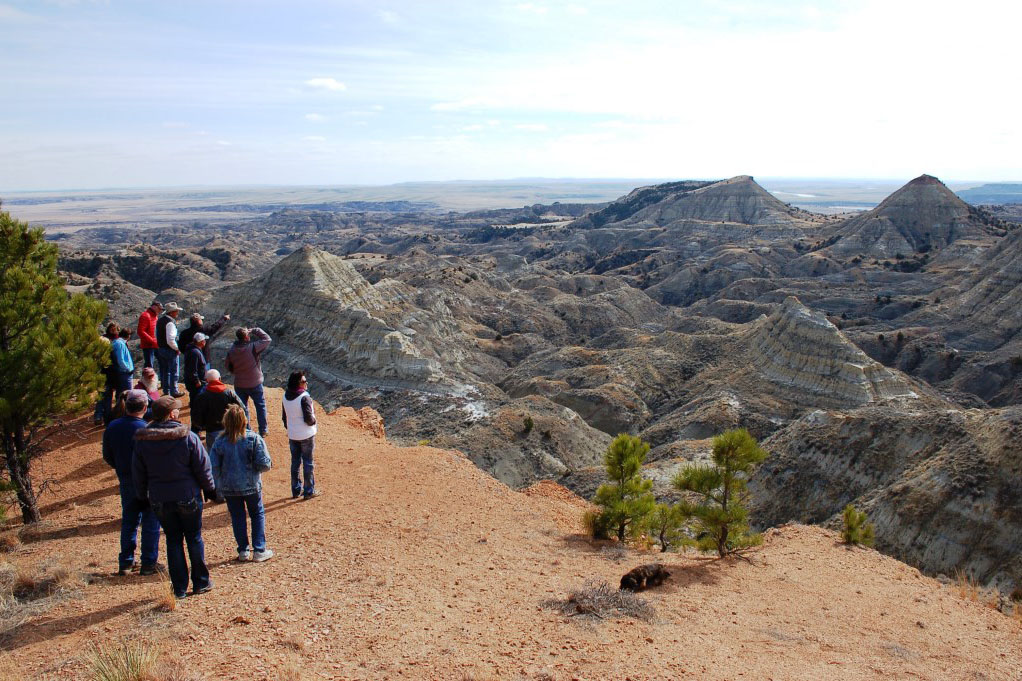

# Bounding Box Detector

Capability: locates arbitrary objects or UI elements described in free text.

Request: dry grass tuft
[544,579,655,622]
[280,634,306,652]
[274,654,307,681]
[0,532,20,553]
[0,557,83,638]
[151,571,176,613]
[156,658,206,681]
[87,639,159,681]
[954,569,982,602]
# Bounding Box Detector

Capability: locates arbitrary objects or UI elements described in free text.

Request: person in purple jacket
[225,327,272,437]
[133,395,216,600]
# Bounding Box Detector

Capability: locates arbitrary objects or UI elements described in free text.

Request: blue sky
[1,0,1018,190]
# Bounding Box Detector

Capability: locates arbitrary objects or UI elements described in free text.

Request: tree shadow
[21,518,121,543]
[39,485,117,516]
[1,597,151,652]
[59,457,113,484]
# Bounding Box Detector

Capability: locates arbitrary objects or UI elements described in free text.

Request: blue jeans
[152,496,210,597]
[156,348,179,395]
[225,492,266,553]
[118,480,160,570]
[289,437,315,497]
[237,384,268,435]
[142,347,158,370]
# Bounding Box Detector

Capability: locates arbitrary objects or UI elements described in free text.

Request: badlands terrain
[8,172,1022,596]
[2,389,1020,680]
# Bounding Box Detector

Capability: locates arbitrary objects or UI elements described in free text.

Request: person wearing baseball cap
[178,310,231,371]
[133,395,216,600]
[183,332,209,406]
[103,389,161,576]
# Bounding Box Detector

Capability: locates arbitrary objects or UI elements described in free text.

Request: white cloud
[216,140,231,146]
[0,4,36,21]
[302,135,326,142]
[462,124,485,131]
[304,113,327,122]
[515,3,548,15]
[378,10,399,24]
[514,123,549,132]
[430,98,490,112]
[162,121,188,129]
[304,77,346,92]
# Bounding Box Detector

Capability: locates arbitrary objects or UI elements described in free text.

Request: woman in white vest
[282,371,319,499]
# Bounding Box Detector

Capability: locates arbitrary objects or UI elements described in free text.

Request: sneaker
[192,584,213,596]
[252,549,274,563]
[171,392,186,399]
[174,591,188,600]
[237,550,252,562]
[112,567,131,577]
[302,490,321,500]
[139,563,160,576]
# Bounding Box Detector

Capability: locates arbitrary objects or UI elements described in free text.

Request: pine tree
[593,434,655,541]
[674,428,768,558]
[0,205,108,523]
[643,502,688,553]
[841,504,875,547]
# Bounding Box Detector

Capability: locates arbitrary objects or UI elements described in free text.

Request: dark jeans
[152,496,210,597]
[225,492,266,553]
[289,437,315,497]
[237,384,268,435]
[186,384,204,410]
[94,372,132,424]
[156,348,179,395]
[142,347,158,370]
[118,480,160,570]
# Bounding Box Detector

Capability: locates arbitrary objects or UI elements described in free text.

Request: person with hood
[182,333,208,405]
[209,405,274,562]
[281,370,318,499]
[155,302,184,397]
[103,390,160,575]
[137,300,163,370]
[133,395,216,600]
[190,369,243,449]
[178,312,230,370]
[225,327,272,437]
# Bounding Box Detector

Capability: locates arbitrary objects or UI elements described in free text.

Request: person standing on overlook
[190,369,243,450]
[282,371,319,500]
[226,327,272,437]
[156,302,184,397]
[209,404,274,563]
[136,300,162,370]
[182,333,208,406]
[102,390,160,576]
[178,312,230,370]
[133,395,215,600]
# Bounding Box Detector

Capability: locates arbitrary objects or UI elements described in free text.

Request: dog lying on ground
[619,563,671,591]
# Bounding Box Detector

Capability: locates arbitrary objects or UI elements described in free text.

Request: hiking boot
[237,550,252,562]
[174,591,188,600]
[252,549,274,563]
[139,563,160,576]
[302,490,321,500]
[112,567,131,577]
[192,584,213,596]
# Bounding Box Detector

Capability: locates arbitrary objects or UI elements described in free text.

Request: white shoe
[237,550,252,562]
[252,549,274,563]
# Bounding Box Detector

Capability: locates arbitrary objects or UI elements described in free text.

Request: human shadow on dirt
[0,597,151,652]
[20,517,121,544]
[38,485,117,516]
[59,457,114,485]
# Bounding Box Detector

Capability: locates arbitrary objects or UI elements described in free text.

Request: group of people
[99,299,321,600]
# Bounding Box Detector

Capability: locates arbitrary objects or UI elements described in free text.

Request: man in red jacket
[137,301,163,370]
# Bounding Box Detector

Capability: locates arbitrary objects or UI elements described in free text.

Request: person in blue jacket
[102,390,160,575]
[209,404,274,563]
[133,395,216,600]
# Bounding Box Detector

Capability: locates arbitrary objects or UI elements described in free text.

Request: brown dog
[619,563,671,591]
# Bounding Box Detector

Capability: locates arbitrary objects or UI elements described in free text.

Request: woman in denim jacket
[209,405,274,562]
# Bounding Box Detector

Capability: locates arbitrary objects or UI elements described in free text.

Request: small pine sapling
[674,428,768,558]
[522,414,534,435]
[841,504,875,547]
[593,434,656,541]
[643,503,688,553]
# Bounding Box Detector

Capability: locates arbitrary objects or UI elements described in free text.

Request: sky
[1,0,1019,190]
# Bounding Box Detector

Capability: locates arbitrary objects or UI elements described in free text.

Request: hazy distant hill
[957,183,1022,204]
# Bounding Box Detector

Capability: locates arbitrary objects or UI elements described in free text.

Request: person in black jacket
[190,369,243,449]
[178,312,230,370]
[134,396,216,600]
[183,333,209,406]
